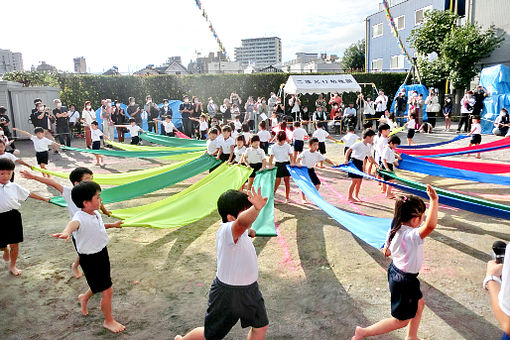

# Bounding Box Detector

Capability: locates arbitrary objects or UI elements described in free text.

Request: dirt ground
[1,124,509,340]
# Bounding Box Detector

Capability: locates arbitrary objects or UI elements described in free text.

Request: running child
[175,188,269,340]
[52,181,125,333]
[380,135,402,199]
[268,130,294,203]
[115,118,144,145]
[312,122,339,168]
[292,121,307,160]
[297,137,337,202]
[13,127,60,177]
[404,113,417,145]
[190,114,209,140]
[257,121,271,154]
[216,125,235,163]
[21,166,111,278]
[157,115,178,137]
[341,126,361,160]
[466,116,482,158]
[344,129,378,202]
[242,135,266,192]
[90,121,105,166]
[0,139,31,182]
[0,159,49,276]
[374,124,391,188]
[352,185,438,340]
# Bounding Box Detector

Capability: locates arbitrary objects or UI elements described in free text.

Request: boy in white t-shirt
[242,135,266,192]
[312,122,338,168]
[257,121,271,154]
[175,188,269,340]
[52,181,124,333]
[467,116,482,158]
[191,114,209,140]
[292,121,307,160]
[13,127,60,177]
[341,126,361,159]
[115,118,144,145]
[90,121,105,166]
[216,125,235,163]
[380,135,402,199]
[157,115,178,137]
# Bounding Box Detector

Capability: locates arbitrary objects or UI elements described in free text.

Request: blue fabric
[480,64,510,134]
[502,332,510,340]
[419,142,510,158]
[335,163,510,221]
[398,153,510,186]
[398,134,468,149]
[286,165,391,249]
[390,84,430,121]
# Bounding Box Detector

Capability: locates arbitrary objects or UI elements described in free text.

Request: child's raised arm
[105,220,122,229]
[21,170,64,193]
[29,192,50,203]
[52,220,79,240]
[12,127,31,137]
[231,187,268,242]
[327,135,339,143]
[325,158,338,167]
[419,185,438,239]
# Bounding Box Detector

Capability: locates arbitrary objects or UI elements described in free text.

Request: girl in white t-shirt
[241,135,266,192]
[268,130,294,203]
[230,135,246,165]
[190,114,209,140]
[257,121,271,154]
[467,116,482,158]
[405,113,417,146]
[353,186,438,340]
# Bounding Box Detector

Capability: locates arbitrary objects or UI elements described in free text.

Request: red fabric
[398,137,510,156]
[422,158,510,174]
[175,131,191,139]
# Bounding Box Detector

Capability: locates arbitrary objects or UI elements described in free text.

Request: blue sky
[3,0,378,73]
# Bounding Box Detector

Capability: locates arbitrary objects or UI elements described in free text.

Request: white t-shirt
[271,117,278,128]
[244,147,265,164]
[269,143,293,162]
[375,136,388,160]
[341,133,359,148]
[257,130,271,142]
[206,138,219,155]
[199,120,208,132]
[471,123,482,134]
[162,121,176,133]
[293,127,307,141]
[233,145,246,163]
[242,132,252,144]
[91,128,103,142]
[127,125,142,137]
[30,135,53,152]
[406,119,416,130]
[499,243,510,316]
[313,129,329,143]
[299,150,326,168]
[62,186,79,219]
[388,225,423,274]
[216,221,258,286]
[234,121,242,130]
[350,141,372,161]
[218,135,235,154]
[344,107,357,117]
[71,210,109,255]
[0,152,17,163]
[82,109,96,125]
[68,110,80,123]
[375,95,388,112]
[382,145,396,164]
[0,182,30,213]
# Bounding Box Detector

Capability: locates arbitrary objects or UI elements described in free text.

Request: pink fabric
[175,131,191,139]
[398,137,510,156]
[422,158,510,174]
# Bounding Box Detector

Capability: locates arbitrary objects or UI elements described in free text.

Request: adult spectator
[268,92,277,113]
[191,96,203,137]
[472,85,489,117]
[273,97,285,121]
[81,101,96,148]
[0,106,15,149]
[31,98,42,115]
[53,99,71,147]
[312,106,328,133]
[443,96,453,131]
[68,104,81,137]
[394,90,408,127]
[160,99,173,133]
[257,97,268,126]
[144,95,160,133]
[101,99,115,146]
[244,96,256,131]
[30,102,55,138]
[127,97,141,126]
[315,94,327,111]
[457,91,474,133]
[289,94,301,121]
[363,96,376,129]
[374,90,388,128]
[425,89,441,128]
[220,98,231,124]
[229,92,242,108]
[328,92,342,120]
[493,108,510,136]
[112,100,127,142]
[343,103,356,133]
[179,95,194,136]
[207,97,219,119]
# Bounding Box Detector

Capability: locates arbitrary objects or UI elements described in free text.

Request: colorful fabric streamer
[61,145,201,158]
[251,168,277,237]
[398,137,510,157]
[287,165,391,249]
[398,135,468,149]
[111,163,252,228]
[382,0,412,62]
[194,0,228,58]
[140,132,207,148]
[423,158,510,174]
[106,139,202,151]
[175,131,191,139]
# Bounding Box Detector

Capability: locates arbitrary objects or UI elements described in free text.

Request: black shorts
[318,141,326,155]
[204,278,268,340]
[382,163,394,181]
[388,262,422,321]
[407,129,415,139]
[0,209,23,248]
[130,136,140,145]
[293,139,304,152]
[164,131,175,137]
[308,167,321,186]
[471,134,481,144]
[92,141,101,150]
[79,246,112,294]
[200,130,207,140]
[219,153,230,162]
[260,141,269,154]
[344,146,351,160]
[348,158,364,179]
[275,161,290,178]
[249,163,263,178]
[36,151,49,165]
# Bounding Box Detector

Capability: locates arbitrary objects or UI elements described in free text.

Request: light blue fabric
[480,64,510,134]
[390,84,429,121]
[398,134,468,149]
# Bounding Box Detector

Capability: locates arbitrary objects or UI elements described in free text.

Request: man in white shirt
[343,103,357,132]
[375,90,388,129]
[457,91,475,133]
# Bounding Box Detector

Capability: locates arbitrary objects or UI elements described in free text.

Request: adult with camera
[220,98,231,124]
[81,101,96,149]
[472,85,489,117]
[457,91,475,133]
[112,100,127,142]
[30,102,55,140]
[374,90,388,128]
[394,90,408,127]
[179,95,194,137]
[53,99,71,147]
[425,89,441,128]
[493,108,510,137]
[68,104,81,138]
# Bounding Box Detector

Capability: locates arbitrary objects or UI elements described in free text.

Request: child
[268,131,294,203]
[158,116,178,137]
[0,139,31,182]
[233,115,242,133]
[242,135,266,192]
[292,121,307,160]
[0,127,16,152]
[297,137,337,202]
[206,128,219,156]
[257,121,271,154]
[216,125,235,163]
[90,121,104,166]
[341,126,361,160]
[115,118,144,145]
[191,114,209,140]
[344,129,378,202]
[13,127,60,177]
[374,123,391,166]
[175,188,269,340]
[381,135,402,199]
[466,116,482,158]
[270,111,279,129]
[241,123,252,145]
[21,167,111,278]
[405,113,417,145]
[0,159,49,276]
[386,113,398,131]
[230,135,246,165]
[52,181,125,333]
[352,185,438,340]
[312,122,339,168]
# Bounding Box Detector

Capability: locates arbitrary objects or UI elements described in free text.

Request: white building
[234,37,282,67]
[208,61,242,74]
[0,49,23,75]
[73,57,87,73]
[281,52,342,73]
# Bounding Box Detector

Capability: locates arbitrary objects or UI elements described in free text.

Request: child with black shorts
[216,125,235,163]
[242,135,266,192]
[380,135,402,199]
[344,129,378,202]
[257,121,271,154]
[13,127,60,178]
[341,126,361,160]
[191,114,209,140]
[175,188,269,340]
[297,137,337,203]
[312,122,338,168]
[230,135,247,165]
[90,121,105,165]
[115,118,144,145]
[292,121,307,160]
[269,130,294,203]
[52,181,124,333]
[157,115,178,137]
[352,185,438,340]
[0,159,49,276]
[467,116,482,158]
[0,139,31,182]
[405,113,417,145]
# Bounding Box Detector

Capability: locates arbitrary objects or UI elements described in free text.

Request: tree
[409,10,458,56]
[2,70,54,87]
[342,39,365,72]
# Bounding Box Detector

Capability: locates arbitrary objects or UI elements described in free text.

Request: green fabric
[111,163,252,228]
[380,170,510,212]
[31,156,199,185]
[49,155,220,206]
[251,168,277,237]
[106,139,204,151]
[61,145,200,158]
[140,132,207,148]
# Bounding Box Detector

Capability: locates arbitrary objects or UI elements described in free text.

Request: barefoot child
[13,127,60,177]
[405,113,417,146]
[257,121,271,154]
[0,139,31,182]
[341,126,361,160]
[344,129,378,202]
[466,116,482,158]
[175,188,269,340]
[242,135,266,192]
[230,135,246,165]
[312,122,339,167]
[216,125,235,163]
[352,185,438,340]
[52,181,125,333]
[269,131,294,203]
[292,121,307,160]
[380,135,402,199]
[115,118,144,145]
[21,167,111,278]
[0,159,49,276]
[90,121,105,166]
[374,124,391,191]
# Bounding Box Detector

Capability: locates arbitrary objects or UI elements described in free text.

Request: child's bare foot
[174,336,183,340]
[95,163,101,166]
[103,319,126,333]
[78,294,89,315]
[348,197,358,202]
[387,195,396,199]
[352,326,364,340]
[354,196,363,202]
[2,248,9,261]
[405,337,421,340]
[71,263,82,279]
[475,155,481,159]
[9,266,22,276]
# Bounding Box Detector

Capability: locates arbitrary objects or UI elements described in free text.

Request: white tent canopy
[283,74,361,95]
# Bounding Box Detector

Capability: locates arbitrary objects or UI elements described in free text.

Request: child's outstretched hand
[248,186,268,211]
[20,170,35,179]
[426,184,438,201]
[248,229,256,238]
[51,232,69,241]
[112,220,122,228]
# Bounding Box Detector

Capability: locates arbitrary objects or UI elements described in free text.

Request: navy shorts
[249,163,263,178]
[318,141,326,155]
[382,163,394,181]
[275,161,290,178]
[204,278,268,340]
[293,140,304,152]
[260,141,269,154]
[36,151,49,165]
[471,134,481,144]
[130,136,140,145]
[348,158,364,179]
[79,246,112,294]
[219,153,230,162]
[92,141,101,150]
[308,167,321,186]
[388,261,422,321]
[0,209,23,248]
[407,129,415,139]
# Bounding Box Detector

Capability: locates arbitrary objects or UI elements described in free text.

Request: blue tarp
[287,165,391,248]
[390,84,430,121]
[398,134,468,149]
[480,64,510,134]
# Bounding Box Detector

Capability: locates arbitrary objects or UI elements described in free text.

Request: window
[371,58,383,72]
[372,23,383,38]
[396,15,405,30]
[390,55,405,69]
[415,6,432,26]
